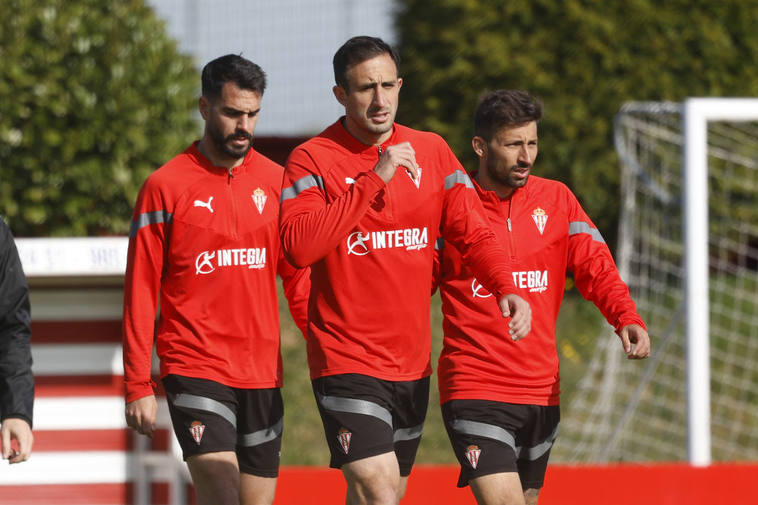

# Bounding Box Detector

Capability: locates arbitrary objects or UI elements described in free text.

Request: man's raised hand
[373,142,420,184]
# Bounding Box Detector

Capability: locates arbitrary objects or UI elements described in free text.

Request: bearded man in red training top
[435,89,651,505]
[123,54,309,505]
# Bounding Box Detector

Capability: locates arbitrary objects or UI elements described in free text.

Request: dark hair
[333,36,400,91]
[474,90,543,142]
[201,54,267,101]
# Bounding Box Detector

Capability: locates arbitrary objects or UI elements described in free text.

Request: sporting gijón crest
[190,420,206,445]
[465,444,481,469]
[252,187,267,214]
[406,167,422,189]
[532,207,548,235]
[338,427,352,454]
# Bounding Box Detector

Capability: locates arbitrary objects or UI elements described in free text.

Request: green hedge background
[0,0,197,236]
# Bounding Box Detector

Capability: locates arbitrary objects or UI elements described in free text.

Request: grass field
[278,281,606,465]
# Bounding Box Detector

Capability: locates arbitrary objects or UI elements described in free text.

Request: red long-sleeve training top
[280,120,517,381]
[436,174,645,406]
[123,143,309,403]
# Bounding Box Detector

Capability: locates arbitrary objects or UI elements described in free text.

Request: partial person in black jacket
[0,218,34,463]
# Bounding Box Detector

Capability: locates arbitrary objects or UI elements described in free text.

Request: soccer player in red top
[435,89,651,505]
[279,37,531,505]
[122,55,309,505]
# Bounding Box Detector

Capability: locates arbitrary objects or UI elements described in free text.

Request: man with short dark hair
[279,38,531,505]
[123,54,309,505]
[0,218,34,465]
[435,89,651,505]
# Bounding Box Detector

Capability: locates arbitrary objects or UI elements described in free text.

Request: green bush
[395,0,758,246]
[0,0,198,236]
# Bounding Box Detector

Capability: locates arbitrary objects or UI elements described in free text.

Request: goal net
[553,100,758,463]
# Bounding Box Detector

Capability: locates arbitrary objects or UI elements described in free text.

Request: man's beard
[210,126,253,160]
[487,161,531,189]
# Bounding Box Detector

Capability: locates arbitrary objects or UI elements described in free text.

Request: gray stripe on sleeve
[129,210,173,238]
[173,393,236,428]
[568,221,605,243]
[281,174,325,202]
[317,394,393,428]
[444,170,474,190]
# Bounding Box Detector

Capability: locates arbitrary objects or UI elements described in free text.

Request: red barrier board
[540,463,758,505]
[275,463,758,505]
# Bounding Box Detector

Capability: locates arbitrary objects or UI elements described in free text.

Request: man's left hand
[498,294,532,341]
[619,324,651,359]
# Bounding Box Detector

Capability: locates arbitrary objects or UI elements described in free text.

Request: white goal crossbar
[684,98,758,466]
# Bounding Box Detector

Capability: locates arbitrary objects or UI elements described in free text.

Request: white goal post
[684,98,758,465]
[554,98,758,465]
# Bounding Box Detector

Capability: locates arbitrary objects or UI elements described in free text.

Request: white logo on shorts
[338,427,352,454]
[465,444,481,469]
[190,421,206,445]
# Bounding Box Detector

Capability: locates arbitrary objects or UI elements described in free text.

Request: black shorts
[163,374,283,478]
[442,400,559,489]
[312,374,429,476]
